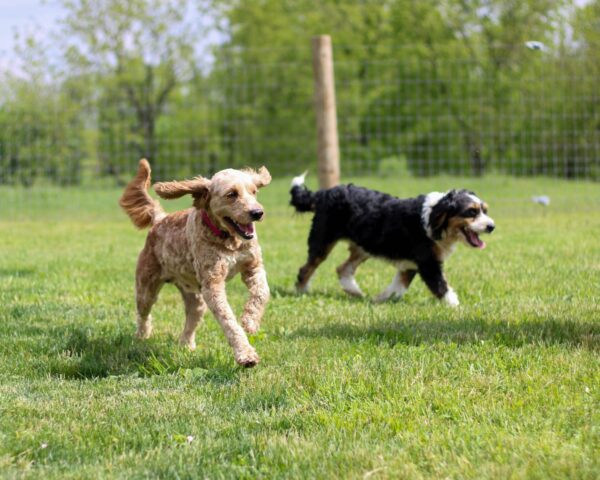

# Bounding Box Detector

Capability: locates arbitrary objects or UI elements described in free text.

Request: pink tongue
[467,230,485,249]
[240,223,254,234]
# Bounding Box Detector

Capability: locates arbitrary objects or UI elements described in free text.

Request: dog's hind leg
[336,242,368,297]
[134,248,164,339]
[177,287,207,350]
[375,268,417,303]
[296,214,338,293]
[296,241,336,293]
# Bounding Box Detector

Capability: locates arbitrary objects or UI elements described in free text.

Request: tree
[0,34,86,186]
[60,0,201,178]
[210,0,572,177]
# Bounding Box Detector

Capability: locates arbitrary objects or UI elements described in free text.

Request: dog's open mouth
[225,217,255,240]
[461,227,486,249]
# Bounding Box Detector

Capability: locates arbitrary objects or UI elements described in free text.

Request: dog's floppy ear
[253,166,271,189]
[429,190,458,240]
[154,176,211,200]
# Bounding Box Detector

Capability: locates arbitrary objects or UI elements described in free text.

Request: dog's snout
[250,209,264,221]
[486,224,495,233]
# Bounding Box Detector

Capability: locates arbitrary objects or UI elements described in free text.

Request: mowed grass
[0,176,598,479]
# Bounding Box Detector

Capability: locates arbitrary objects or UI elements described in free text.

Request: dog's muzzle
[249,209,264,221]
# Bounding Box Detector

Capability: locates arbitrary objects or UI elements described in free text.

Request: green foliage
[1,0,600,183]
[0,79,85,187]
[60,0,201,181]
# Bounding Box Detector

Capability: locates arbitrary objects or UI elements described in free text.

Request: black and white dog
[289,173,495,306]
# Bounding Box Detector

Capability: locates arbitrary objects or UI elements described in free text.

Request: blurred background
[1,0,599,215]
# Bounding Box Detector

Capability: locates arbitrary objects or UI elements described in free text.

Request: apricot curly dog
[119,159,271,367]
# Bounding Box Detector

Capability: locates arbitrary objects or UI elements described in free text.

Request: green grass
[0,176,598,479]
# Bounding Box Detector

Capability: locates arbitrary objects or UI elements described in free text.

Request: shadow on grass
[270,284,367,302]
[47,327,241,383]
[290,317,600,350]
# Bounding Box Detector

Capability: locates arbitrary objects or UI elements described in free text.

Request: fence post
[312,35,340,189]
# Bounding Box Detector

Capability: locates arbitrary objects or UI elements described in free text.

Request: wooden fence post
[312,35,340,189]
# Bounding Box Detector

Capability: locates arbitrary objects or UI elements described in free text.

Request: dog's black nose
[250,209,264,220]
[486,224,495,233]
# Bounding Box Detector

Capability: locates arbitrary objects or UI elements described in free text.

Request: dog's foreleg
[240,265,270,335]
[418,260,459,307]
[200,271,260,368]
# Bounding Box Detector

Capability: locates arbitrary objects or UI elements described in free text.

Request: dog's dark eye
[227,191,238,199]
[463,208,479,217]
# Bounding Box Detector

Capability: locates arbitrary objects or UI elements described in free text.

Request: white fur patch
[375,271,407,303]
[339,273,363,297]
[468,193,483,204]
[470,213,495,233]
[291,171,308,187]
[442,289,460,307]
[297,280,311,294]
[422,191,445,238]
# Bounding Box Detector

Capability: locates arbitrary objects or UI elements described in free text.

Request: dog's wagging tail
[290,171,315,212]
[290,173,495,306]
[119,159,166,229]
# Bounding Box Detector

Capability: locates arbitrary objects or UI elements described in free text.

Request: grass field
[0,176,599,479]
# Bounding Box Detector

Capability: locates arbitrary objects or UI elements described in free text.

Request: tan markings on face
[466,202,481,215]
[208,169,264,230]
[446,215,471,240]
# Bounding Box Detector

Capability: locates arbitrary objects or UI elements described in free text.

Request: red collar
[201,210,229,239]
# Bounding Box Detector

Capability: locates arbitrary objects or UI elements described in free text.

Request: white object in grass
[532,195,550,206]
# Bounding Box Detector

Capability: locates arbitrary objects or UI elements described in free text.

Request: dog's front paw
[442,289,460,307]
[235,347,260,368]
[135,315,153,339]
[135,324,153,340]
[241,318,259,335]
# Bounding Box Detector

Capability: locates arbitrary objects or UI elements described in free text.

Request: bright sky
[0,0,225,72]
[0,1,64,56]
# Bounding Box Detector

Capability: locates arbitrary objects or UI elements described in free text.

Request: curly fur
[119,159,166,228]
[290,177,495,306]
[122,159,272,367]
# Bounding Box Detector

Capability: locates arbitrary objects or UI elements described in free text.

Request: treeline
[1,0,599,186]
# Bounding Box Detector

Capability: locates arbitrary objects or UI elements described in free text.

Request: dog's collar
[201,210,229,239]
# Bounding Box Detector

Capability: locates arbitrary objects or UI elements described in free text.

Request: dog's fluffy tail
[289,171,315,212]
[119,159,166,229]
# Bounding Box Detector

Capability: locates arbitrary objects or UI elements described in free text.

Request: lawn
[0,176,598,479]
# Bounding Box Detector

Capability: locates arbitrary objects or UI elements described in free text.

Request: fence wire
[1,44,599,215]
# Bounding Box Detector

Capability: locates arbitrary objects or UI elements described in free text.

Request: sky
[0,1,65,55]
[0,0,226,73]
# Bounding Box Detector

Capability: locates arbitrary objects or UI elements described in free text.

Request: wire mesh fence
[1,42,599,216]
